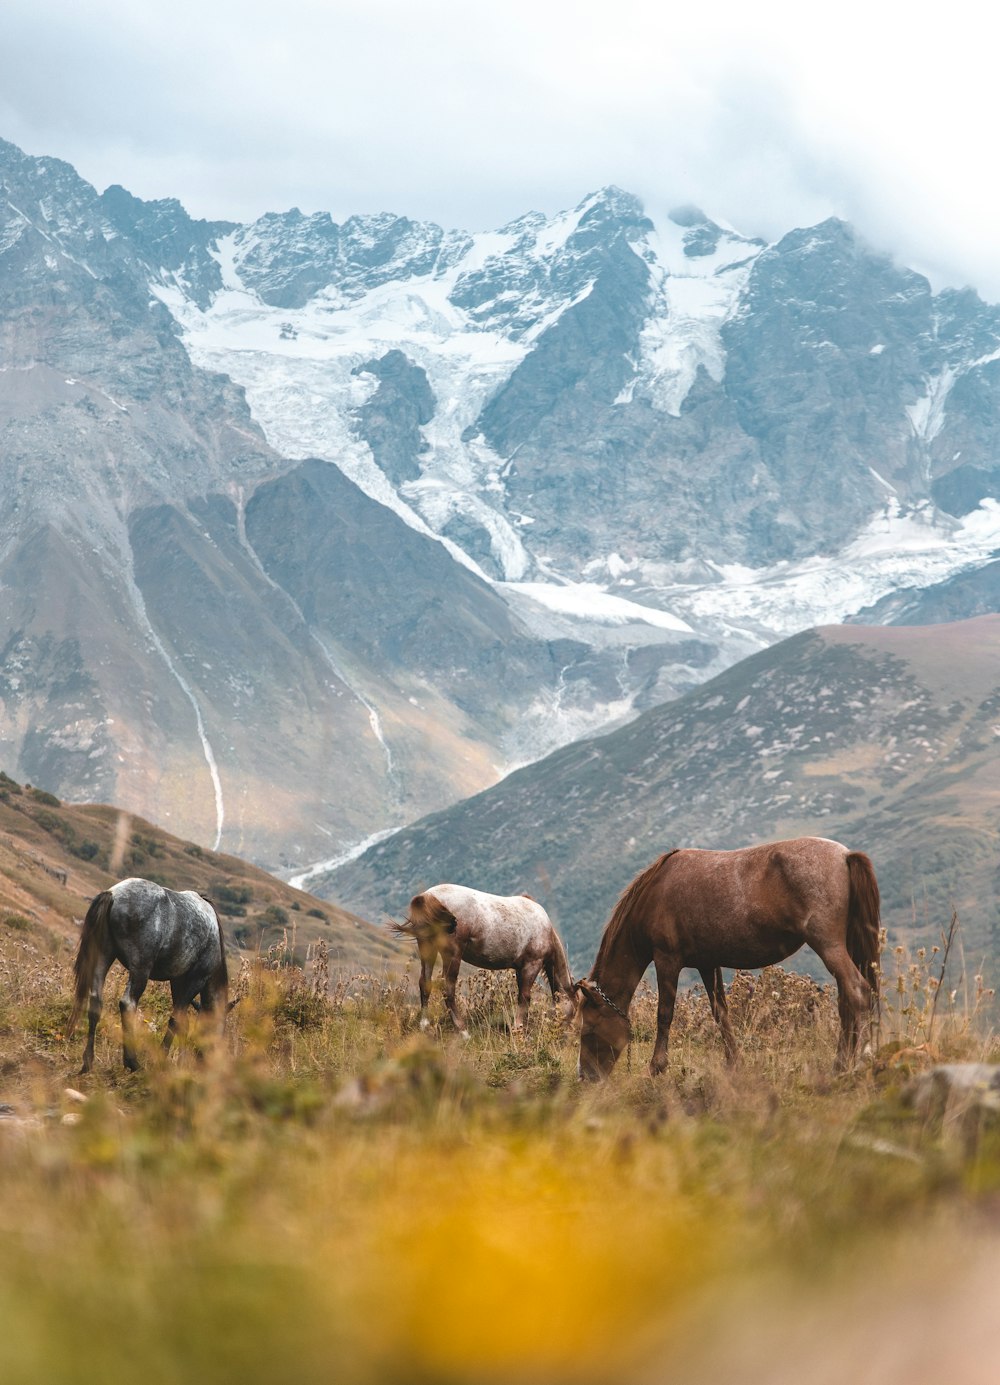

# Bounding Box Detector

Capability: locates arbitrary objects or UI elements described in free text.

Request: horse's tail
[390,892,458,942]
[68,890,114,1034]
[846,851,881,999]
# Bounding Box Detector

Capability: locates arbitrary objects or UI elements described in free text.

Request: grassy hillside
[0,924,998,1384]
[326,616,1000,968]
[0,770,400,973]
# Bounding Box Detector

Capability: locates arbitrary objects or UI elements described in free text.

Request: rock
[906,1064,1000,1122]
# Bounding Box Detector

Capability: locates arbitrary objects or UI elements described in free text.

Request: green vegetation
[0,927,998,1383]
[27,788,61,807]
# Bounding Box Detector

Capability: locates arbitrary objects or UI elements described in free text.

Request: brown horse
[576,837,880,1080]
[393,883,576,1036]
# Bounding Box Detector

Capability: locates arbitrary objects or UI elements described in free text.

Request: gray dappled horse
[69,878,229,1073]
[394,883,576,1035]
[577,837,881,1080]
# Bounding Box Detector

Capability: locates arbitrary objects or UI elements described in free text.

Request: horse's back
[647,837,853,967]
[673,838,849,891]
[429,883,552,967]
[108,877,220,979]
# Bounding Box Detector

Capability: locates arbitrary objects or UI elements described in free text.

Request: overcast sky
[3,0,998,294]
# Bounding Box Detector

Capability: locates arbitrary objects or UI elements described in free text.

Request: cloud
[2,0,998,294]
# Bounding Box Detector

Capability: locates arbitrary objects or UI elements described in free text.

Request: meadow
[1,921,999,1385]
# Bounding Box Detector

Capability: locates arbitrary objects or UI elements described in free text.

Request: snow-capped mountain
[148,181,1000,646]
[5,132,1000,877]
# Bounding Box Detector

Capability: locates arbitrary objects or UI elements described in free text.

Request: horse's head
[575,978,630,1081]
[557,986,580,1024]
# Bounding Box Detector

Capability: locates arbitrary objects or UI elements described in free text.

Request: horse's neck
[593,929,652,1009]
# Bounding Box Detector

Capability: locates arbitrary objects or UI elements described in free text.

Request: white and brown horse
[394,884,576,1036]
[577,837,881,1080]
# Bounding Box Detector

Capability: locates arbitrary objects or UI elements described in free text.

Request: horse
[68,877,229,1073]
[392,884,576,1037]
[576,837,881,1081]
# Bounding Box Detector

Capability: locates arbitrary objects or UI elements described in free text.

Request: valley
[4,133,1000,958]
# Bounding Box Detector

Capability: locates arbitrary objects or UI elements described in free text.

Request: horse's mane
[593,851,677,972]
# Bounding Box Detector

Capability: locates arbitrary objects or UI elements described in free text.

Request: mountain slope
[8,133,1000,877]
[324,617,1000,968]
[2,137,714,868]
[0,771,398,971]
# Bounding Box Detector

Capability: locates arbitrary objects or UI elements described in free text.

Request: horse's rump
[846,851,881,996]
[210,910,229,991]
[69,890,114,1033]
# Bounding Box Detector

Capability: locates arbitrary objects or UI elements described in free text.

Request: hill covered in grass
[0,771,398,973]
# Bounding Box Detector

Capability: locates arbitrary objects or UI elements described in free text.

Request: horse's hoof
[418,1017,430,1032]
[460,1030,471,1042]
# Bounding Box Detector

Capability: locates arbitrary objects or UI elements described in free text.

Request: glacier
[150,188,1000,760]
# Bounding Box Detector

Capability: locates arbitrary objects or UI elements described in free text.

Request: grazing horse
[393,884,576,1036]
[577,837,881,1081]
[68,878,229,1073]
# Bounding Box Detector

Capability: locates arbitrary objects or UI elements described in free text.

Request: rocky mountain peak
[576,184,649,226]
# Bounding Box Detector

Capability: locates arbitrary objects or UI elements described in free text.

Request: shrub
[33,809,64,836]
[214,882,254,906]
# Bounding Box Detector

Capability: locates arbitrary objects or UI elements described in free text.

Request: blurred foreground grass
[2,929,1000,1384]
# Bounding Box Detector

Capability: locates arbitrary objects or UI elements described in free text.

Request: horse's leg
[440,943,469,1039]
[119,968,150,1072]
[417,940,437,1031]
[163,975,198,1054]
[195,973,228,1055]
[541,956,561,1019]
[699,966,737,1064]
[513,959,543,1032]
[543,955,558,1006]
[650,952,681,1077]
[812,941,871,1070]
[81,957,111,1075]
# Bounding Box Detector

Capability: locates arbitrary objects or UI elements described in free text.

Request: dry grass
[1,927,1000,1384]
[0,774,400,971]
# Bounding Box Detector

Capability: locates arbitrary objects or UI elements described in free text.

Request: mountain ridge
[322,617,1000,969]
